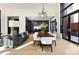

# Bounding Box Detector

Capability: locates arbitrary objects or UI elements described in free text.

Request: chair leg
[40,41,42,47]
[55,41,56,47]
[41,45,43,52]
[51,45,53,52]
[33,41,35,46]
[49,45,50,47]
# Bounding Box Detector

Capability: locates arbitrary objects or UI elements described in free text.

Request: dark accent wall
[26,17,49,33]
[26,18,33,33]
[31,20,49,32]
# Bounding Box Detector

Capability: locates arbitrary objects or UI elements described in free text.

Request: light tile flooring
[0,34,79,55]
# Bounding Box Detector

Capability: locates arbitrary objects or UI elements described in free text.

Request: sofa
[2,31,29,48]
[2,35,13,48]
[14,32,29,47]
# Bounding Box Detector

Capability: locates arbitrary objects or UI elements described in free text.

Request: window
[62,17,69,39]
[60,3,79,43]
[63,3,79,16]
[71,13,79,37]
[60,3,73,33]
[63,5,73,15]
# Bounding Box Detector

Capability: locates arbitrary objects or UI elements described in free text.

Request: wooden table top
[38,32,54,37]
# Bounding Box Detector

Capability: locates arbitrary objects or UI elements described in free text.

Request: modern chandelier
[38,3,48,20]
[38,3,54,20]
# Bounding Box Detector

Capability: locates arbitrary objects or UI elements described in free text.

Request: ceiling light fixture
[38,3,54,20]
[38,3,48,20]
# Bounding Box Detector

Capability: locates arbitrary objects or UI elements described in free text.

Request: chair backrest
[41,37,52,44]
[48,32,56,40]
[33,32,38,39]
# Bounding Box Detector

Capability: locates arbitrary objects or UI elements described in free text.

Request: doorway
[7,16,19,35]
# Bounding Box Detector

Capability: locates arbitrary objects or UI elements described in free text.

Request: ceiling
[0,3,58,20]
[0,3,58,9]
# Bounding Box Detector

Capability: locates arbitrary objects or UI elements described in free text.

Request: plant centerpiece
[39,23,48,33]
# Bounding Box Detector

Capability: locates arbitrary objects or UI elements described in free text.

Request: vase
[41,31,45,34]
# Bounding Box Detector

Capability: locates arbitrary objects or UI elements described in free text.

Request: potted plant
[39,23,48,33]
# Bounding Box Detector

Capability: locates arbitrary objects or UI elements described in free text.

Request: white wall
[55,4,62,38]
[1,8,8,35]
[19,16,26,33]
[0,3,61,37]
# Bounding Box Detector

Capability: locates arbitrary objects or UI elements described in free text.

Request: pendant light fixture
[38,3,48,20]
[38,3,54,20]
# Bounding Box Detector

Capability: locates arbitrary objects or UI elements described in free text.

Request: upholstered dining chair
[33,32,40,46]
[40,37,53,52]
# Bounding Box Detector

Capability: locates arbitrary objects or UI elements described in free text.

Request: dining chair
[33,32,40,46]
[40,37,53,52]
[48,32,56,47]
